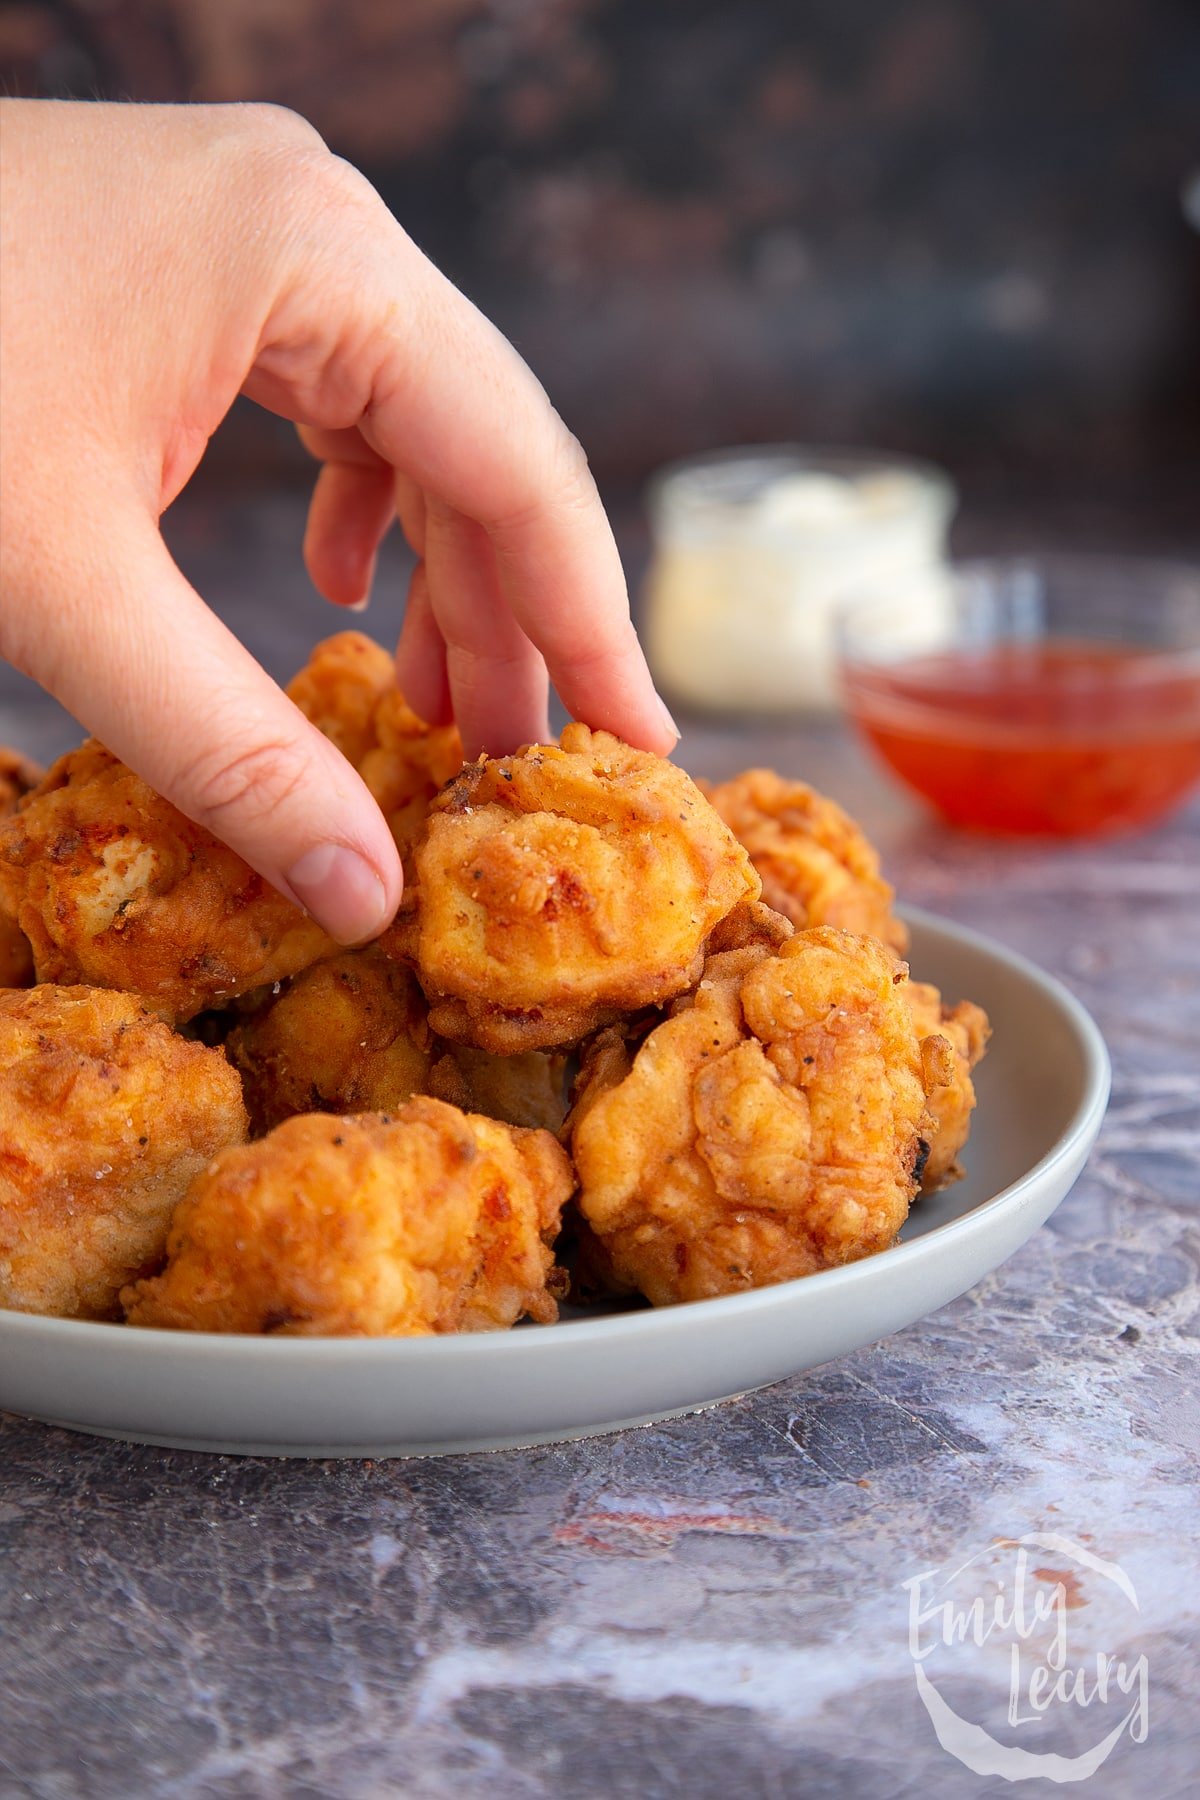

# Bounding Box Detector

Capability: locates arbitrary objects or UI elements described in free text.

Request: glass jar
[643,446,956,713]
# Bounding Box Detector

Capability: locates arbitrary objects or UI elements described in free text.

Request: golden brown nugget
[0,986,248,1319]
[0,921,33,989]
[704,897,796,957]
[0,747,43,816]
[285,629,398,765]
[0,747,42,987]
[427,1043,568,1134]
[360,688,464,865]
[228,948,436,1136]
[392,724,761,1053]
[227,945,567,1136]
[702,769,907,952]
[123,1100,574,1336]
[570,927,951,1306]
[0,742,332,1021]
[287,632,462,861]
[906,980,991,1190]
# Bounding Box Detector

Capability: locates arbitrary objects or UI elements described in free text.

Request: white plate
[0,911,1109,1459]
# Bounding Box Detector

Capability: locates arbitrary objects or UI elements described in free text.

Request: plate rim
[0,906,1111,1361]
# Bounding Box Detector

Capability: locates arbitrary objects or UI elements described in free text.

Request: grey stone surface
[1,495,1197,1797]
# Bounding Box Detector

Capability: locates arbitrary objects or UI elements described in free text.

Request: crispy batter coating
[701,769,907,952]
[227,949,436,1136]
[391,723,761,1053]
[285,629,397,765]
[227,947,566,1136]
[570,927,950,1305]
[1,747,43,815]
[123,1099,574,1335]
[704,897,796,957]
[361,689,465,864]
[0,986,248,1319]
[0,916,33,989]
[287,633,462,860]
[0,742,332,1020]
[427,1044,568,1134]
[906,980,991,1190]
[0,748,41,987]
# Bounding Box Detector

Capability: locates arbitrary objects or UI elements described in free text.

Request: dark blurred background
[2,0,1198,541]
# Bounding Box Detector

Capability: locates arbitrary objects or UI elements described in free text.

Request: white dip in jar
[643,447,956,712]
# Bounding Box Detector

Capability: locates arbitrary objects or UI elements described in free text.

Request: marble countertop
[1,496,1197,1798]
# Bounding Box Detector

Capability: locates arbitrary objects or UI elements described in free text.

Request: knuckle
[447,640,536,676]
[230,101,327,154]
[249,136,389,255]
[202,107,336,247]
[287,139,382,219]
[319,152,385,211]
[551,422,594,501]
[560,617,638,676]
[224,110,355,220]
[181,735,310,834]
[489,425,597,539]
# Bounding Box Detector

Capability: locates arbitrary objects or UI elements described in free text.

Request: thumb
[5,518,402,944]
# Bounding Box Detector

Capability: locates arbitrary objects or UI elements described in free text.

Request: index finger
[245,159,677,753]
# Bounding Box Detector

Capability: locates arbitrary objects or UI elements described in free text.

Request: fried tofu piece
[123,1099,574,1336]
[906,980,991,1190]
[0,747,41,987]
[287,632,462,862]
[0,741,332,1021]
[701,769,907,952]
[570,927,950,1306]
[227,948,436,1136]
[0,986,248,1319]
[391,724,761,1053]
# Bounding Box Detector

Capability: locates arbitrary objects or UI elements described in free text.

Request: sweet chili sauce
[843,640,1200,836]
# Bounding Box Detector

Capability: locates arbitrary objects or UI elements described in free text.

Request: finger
[394,472,427,557]
[395,560,451,725]
[8,514,403,945]
[423,502,550,756]
[487,540,677,751]
[244,177,676,752]
[303,458,395,608]
[367,366,675,753]
[296,423,423,573]
[295,422,385,471]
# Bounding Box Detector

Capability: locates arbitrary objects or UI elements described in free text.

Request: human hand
[0,99,676,943]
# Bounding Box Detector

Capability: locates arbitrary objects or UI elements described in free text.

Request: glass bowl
[836,555,1200,836]
[642,446,956,714]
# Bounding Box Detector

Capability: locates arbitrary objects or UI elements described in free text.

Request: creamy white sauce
[644,457,954,712]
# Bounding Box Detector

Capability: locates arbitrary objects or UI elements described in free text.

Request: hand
[0,99,677,943]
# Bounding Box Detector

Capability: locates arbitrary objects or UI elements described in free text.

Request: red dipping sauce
[843,639,1200,836]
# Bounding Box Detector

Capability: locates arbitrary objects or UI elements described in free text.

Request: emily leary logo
[903,1532,1150,1783]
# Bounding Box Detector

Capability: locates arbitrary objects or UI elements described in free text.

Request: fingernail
[348,553,378,612]
[286,844,391,944]
[656,692,680,744]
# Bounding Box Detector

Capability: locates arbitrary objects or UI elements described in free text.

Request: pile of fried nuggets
[0,633,989,1337]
